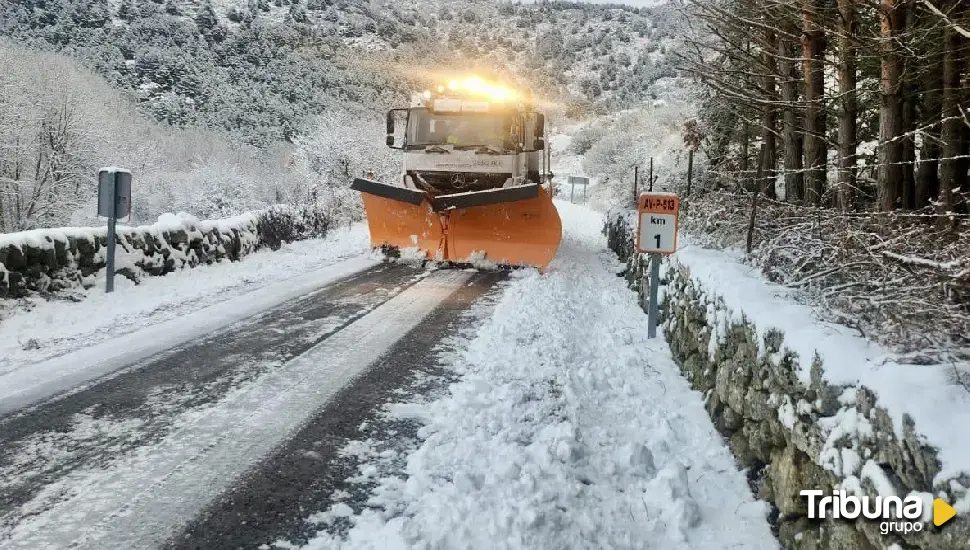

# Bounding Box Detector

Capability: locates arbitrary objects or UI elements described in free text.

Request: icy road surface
[0,201,776,550]
[298,201,777,550]
[0,262,499,548]
[0,223,371,379]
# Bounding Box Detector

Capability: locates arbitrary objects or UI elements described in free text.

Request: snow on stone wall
[604,212,970,550]
[0,205,331,299]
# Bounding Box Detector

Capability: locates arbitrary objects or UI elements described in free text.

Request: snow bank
[298,201,776,550]
[675,242,970,486]
[0,224,371,380]
[605,211,970,549]
[0,205,330,300]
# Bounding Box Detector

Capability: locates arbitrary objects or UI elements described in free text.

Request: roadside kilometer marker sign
[636,192,679,254]
[637,192,680,340]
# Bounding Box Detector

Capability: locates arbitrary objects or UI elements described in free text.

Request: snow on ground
[549,134,583,179]
[549,132,598,205]
[0,224,370,377]
[0,224,377,414]
[300,201,777,550]
[674,239,970,510]
[2,270,473,549]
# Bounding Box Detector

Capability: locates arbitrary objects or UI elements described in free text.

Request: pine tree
[802,0,828,204]
[195,0,224,42]
[835,0,858,210]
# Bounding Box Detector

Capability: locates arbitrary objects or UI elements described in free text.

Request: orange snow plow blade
[446,186,561,269]
[352,178,562,270]
[355,181,443,257]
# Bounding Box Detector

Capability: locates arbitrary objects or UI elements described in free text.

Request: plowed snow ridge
[302,201,778,550]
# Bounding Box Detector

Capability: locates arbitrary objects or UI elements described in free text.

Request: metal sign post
[633,165,639,205]
[648,157,654,192]
[635,192,680,338]
[97,168,132,293]
[647,253,661,337]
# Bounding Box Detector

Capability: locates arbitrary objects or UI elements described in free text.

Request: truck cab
[351,77,561,270]
[386,86,547,196]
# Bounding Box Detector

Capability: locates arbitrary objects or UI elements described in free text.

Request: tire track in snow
[0,263,449,546]
[164,270,506,550]
[0,255,381,415]
[294,202,778,550]
[1,268,474,549]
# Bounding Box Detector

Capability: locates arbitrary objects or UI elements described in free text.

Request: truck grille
[409,171,511,194]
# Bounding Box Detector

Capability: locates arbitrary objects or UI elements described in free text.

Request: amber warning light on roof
[636,192,679,255]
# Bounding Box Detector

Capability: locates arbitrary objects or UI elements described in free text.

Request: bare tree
[0,94,91,231]
[939,0,967,215]
[915,16,944,209]
[912,4,944,208]
[761,25,779,199]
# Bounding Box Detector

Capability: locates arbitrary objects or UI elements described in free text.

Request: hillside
[0,40,398,231]
[0,0,684,146]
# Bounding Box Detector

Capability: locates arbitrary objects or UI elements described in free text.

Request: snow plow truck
[351,76,562,270]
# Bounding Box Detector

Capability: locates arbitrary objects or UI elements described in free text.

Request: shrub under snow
[682,190,970,361]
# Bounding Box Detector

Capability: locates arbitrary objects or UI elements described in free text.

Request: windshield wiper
[425,145,450,154]
[453,145,506,154]
[475,145,504,155]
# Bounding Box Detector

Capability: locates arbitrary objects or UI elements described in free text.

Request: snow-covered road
[298,201,777,550]
[0,201,777,550]
[0,224,372,379]
[0,264,488,548]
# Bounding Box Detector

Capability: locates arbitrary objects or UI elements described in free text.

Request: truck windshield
[406,110,516,151]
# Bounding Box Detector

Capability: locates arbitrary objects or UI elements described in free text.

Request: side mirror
[386,110,395,134]
[535,113,545,137]
[386,108,407,150]
[534,138,545,151]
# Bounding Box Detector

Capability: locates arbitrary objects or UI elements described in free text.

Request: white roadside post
[97,168,132,293]
[635,192,680,338]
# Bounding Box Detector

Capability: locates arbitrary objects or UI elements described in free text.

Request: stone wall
[604,211,969,550]
[0,205,331,300]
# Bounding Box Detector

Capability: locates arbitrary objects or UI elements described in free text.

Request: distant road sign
[636,192,679,254]
[566,175,590,203]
